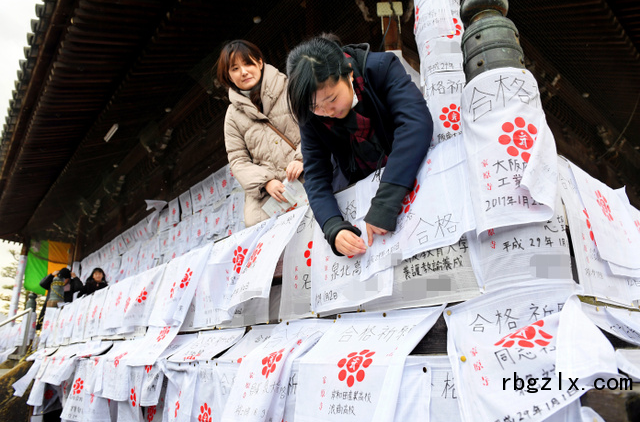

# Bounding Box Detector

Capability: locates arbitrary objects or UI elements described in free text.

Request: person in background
[36,267,82,329]
[217,39,304,226]
[286,36,433,256]
[78,267,108,297]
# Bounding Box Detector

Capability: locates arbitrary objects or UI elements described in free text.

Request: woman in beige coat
[217,40,303,226]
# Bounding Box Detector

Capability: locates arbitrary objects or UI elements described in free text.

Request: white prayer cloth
[40,344,83,387]
[168,328,244,363]
[99,339,145,401]
[141,333,197,407]
[424,71,465,148]
[193,222,270,328]
[557,158,640,306]
[102,276,134,333]
[392,356,431,421]
[221,320,333,422]
[280,208,316,321]
[60,359,90,421]
[568,162,640,270]
[168,198,181,226]
[117,366,145,422]
[148,243,213,327]
[40,308,60,346]
[84,287,109,340]
[125,325,182,367]
[462,67,557,234]
[555,295,619,384]
[295,306,444,422]
[190,181,206,213]
[12,358,42,397]
[145,380,167,422]
[69,296,91,343]
[581,303,640,346]
[203,173,221,206]
[444,280,600,422]
[365,236,480,312]
[467,192,572,291]
[179,189,193,220]
[615,349,640,382]
[161,361,198,422]
[425,355,463,422]
[218,325,277,364]
[227,207,307,310]
[123,264,167,330]
[414,0,455,44]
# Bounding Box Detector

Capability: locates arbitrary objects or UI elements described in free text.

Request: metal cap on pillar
[460,0,525,81]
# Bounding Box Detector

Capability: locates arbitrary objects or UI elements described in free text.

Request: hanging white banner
[295,306,444,422]
[221,320,333,422]
[148,243,213,327]
[280,208,317,321]
[557,158,640,306]
[443,280,607,422]
[462,67,557,234]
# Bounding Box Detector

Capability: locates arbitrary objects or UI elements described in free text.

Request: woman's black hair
[88,267,106,283]
[286,36,352,125]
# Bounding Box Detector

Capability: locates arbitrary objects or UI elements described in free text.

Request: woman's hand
[365,223,388,247]
[265,179,287,202]
[335,229,367,256]
[286,160,303,181]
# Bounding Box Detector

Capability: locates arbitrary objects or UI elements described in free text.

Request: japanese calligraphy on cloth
[392,356,431,421]
[148,242,213,327]
[424,72,465,149]
[60,359,90,422]
[413,0,455,45]
[280,207,316,321]
[568,162,640,272]
[444,280,612,422]
[221,319,333,422]
[117,365,145,422]
[295,306,444,422]
[99,338,145,401]
[581,303,640,346]
[70,295,91,344]
[608,189,640,278]
[139,333,197,408]
[364,236,479,312]
[168,328,244,363]
[462,67,557,234]
[192,221,270,328]
[125,325,182,367]
[467,192,572,291]
[122,264,167,330]
[227,207,307,310]
[161,361,198,422]
[425,355,463,422]
[558,158,640,306]
[101,275,134,334]
[84,287,108,340]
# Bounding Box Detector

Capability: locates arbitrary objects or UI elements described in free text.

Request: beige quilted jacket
[224,64,302,226]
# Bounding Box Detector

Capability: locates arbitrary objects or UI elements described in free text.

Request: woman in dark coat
[286,36,433,257]
[78,267,108,297]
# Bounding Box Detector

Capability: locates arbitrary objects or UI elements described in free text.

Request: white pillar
[8,254,27,318]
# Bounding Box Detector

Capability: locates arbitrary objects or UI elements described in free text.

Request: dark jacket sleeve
[363,52,433,230]
[367,52,432,189]
[39,274,54,290]
[70,277,83,293]
[300,123,343,230]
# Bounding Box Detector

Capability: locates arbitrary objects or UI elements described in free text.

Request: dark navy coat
[300,44,433,229]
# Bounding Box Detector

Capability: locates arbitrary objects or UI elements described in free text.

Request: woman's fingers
[265,180,286,202]
[365,223,388,246]
[336,230,366,256]
[286,161,303,181]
